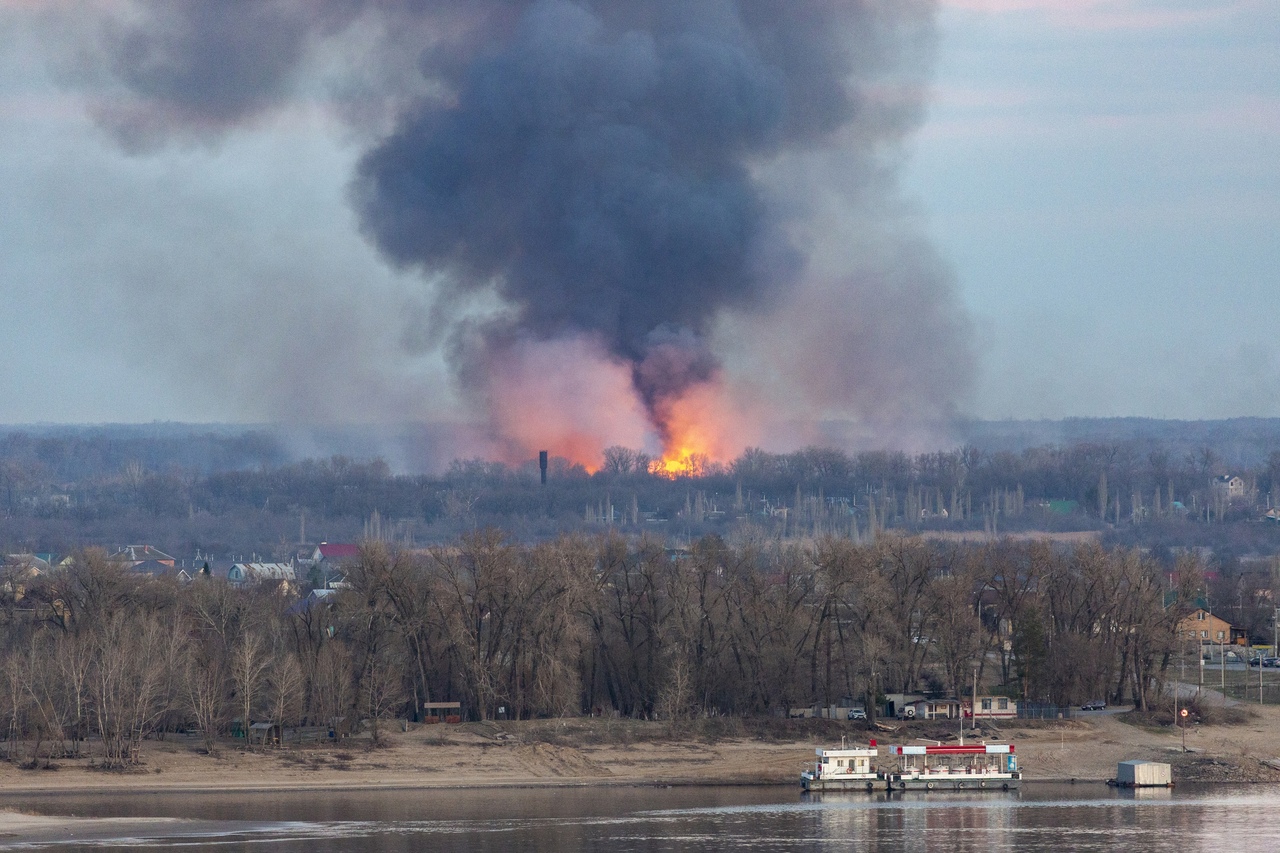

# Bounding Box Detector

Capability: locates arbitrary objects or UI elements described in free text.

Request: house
[310,542,360,563]
[287,587,338,617]
[1212,475,1246,501]
[965,695,1018,720]
[1176,608,1247,646]
[109,545,175,567]
[305,542,360,588]
[3,554,51,575]
[228,562,297,588]
[1,555,48,601]
[882,693,962,720]
[131,559,194,583]
[907,698,963,720]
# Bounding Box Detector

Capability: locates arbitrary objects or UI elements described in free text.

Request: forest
[3,422,1280,560]
[0,535,1200,766]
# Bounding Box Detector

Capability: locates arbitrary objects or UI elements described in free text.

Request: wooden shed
[247,722,282,746]
[1116,760,1172,788]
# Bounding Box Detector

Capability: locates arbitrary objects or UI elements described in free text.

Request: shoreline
[1,711,1279,799]
[0,776,1154,799]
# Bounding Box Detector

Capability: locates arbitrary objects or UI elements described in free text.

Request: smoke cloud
[29,0,975,467]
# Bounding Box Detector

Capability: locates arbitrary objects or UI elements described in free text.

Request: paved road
[1075,705,1131,717]
[1167,681,1241,707]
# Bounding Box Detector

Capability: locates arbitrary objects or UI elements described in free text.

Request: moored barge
[882,743,1020,791]
[801,739,881,792]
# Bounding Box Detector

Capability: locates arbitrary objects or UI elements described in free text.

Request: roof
[229,563,297,583]
[287,587,338,615]
[109,545,175,565]
[316,543,360,560]
[131,560,192,580]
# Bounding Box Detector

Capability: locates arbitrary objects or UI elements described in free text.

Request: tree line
[0,535,1198,766]
[5,433,1280,561]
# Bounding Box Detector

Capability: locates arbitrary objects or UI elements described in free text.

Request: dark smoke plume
[353,0,816,422]
[40,0,975,458]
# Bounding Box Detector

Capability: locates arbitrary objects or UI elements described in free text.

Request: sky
[0,0,1277,443]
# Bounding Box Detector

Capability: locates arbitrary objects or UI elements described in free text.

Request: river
[1,783,1277,851]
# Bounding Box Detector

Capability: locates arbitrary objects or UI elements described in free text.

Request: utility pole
[972,664,979,732]
[1221,633,1226,697]
[1175,640,1182,733]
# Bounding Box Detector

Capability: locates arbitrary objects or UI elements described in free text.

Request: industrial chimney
[539,450,548,486]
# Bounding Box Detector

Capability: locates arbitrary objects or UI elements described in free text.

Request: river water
[1,783,1278,851]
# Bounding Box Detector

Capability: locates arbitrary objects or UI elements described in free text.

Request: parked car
[1081,700,1106,711]
[1249,657,1262,667]
[1265,657,1280,668]
[847,708,867,721]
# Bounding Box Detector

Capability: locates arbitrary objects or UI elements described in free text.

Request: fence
[1017,702,1076,720]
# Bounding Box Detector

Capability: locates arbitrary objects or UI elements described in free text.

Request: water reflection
[2,784,1280,851]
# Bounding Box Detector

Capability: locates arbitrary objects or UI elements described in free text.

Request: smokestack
[539,450,548,486]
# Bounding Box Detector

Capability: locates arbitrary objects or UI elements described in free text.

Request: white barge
[882,743,1020,791]
[801,739,881,792]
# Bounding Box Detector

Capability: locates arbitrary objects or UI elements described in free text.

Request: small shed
[248,722,282,746]
[1116,760,1172,788]
[423,701,463,724]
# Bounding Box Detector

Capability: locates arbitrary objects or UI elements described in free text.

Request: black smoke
[38,0,975,453]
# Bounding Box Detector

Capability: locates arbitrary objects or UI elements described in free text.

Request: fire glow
[481,341,750,475]
[652,381,736,477]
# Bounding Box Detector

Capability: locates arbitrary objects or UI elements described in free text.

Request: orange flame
[653,380,748,477]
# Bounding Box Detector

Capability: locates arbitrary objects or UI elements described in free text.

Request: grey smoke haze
[32,0,974,459]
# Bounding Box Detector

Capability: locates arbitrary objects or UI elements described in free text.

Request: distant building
[1176,608,1246,645]
[906,698,962,721]
[3,554,51,574]
[310,542,360,563]
[132,560,194,583]
[966,695,1018,721]
[304,542,360,588]
[1212,475,1246,501]
[109,545,176,567]
[229,562,297,588]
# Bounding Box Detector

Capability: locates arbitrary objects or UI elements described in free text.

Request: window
[1202,630,1208,638]
[1217,631,1224,640]
[998,698,1009,710]
[982,698,992,710]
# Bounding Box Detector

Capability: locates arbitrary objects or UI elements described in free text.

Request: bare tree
[229,631,271,746]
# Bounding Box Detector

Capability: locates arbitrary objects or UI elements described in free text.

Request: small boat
[882,743,1020,791]
[801,738,881,792]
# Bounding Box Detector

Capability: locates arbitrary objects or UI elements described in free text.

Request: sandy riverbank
[1,709,1278,797]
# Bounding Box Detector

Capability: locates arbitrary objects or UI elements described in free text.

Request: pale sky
[0,0,1276,429]
[906,0,1280,419]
